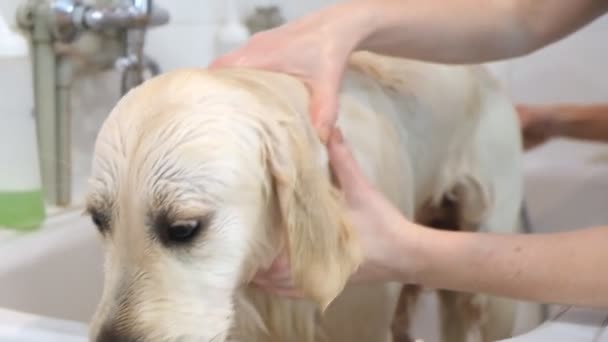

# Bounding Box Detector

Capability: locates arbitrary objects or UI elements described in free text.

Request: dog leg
[391,284,421,342]
[418,195,487,342]
[392,198,460,342]
[438,291,489,342]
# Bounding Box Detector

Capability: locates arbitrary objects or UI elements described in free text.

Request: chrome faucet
[44,0,168,91]
[118,0,153,94]
[46,0,168,38]
[17,0,170,206]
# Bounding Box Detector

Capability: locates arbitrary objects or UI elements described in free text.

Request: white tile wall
[485,15,608,233]
[0,1,20,29]
[1,1,607,229]
[1,0,341,202]
[147,0,339,69]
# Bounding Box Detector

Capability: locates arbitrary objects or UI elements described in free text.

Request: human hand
[251,129,422,297]
[209,4,370,142]
[516,104,562,150]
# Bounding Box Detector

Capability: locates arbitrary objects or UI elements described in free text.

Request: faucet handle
[49,0,86,42]
[115,54,161,95]
[114,55,138,72]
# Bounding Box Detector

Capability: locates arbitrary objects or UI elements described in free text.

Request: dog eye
[92,214,102,226]
[168,220,201,243]
[90,211,109,233]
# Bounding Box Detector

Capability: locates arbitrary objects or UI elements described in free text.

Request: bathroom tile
[507,29,608,103]
[155,0,224,26]
[273,0,338,20]
[146,24,216,69]
[154,0,327,27]
[234,0,338,23]
[70,70,122,203]
[0,0,21,28]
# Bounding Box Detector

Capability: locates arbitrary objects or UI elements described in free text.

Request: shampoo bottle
[0,13,45,230]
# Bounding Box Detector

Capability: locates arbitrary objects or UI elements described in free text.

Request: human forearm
[337,0,608,64]
[553,104,608,142]
[402,225,608,307]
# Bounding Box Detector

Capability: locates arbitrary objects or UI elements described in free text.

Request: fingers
[516,104,558,151]
[309,85,339,143]
[249,250,303,298]
[208,43,268,69]
[515,105,530,125]
[327,128,371,192]
[307,65,344,142]
[516,105,538,128]
[517,104,559,126]
[208,52,258,69]
[522,132,549,151]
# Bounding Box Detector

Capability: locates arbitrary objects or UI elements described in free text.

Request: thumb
[208,52,261,69]
[309,82,340,143]
[515,105,534,127]
[208,54,236,69]
[327,128,371,193]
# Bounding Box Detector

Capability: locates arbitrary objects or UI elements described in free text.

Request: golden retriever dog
[87,51,526,342]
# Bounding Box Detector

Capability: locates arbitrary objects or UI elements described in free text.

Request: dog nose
[96,325,140,342]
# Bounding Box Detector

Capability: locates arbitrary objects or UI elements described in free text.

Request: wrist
[387,220,429,284]
[355,0,409,53]
[551,105,582,138]
[321,0,384,52]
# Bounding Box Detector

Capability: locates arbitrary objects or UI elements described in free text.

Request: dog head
[87,69,361,342]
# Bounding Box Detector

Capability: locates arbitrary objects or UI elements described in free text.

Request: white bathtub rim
[0,209,98,274]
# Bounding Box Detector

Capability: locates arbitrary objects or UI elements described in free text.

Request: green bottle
[0,191,46,230]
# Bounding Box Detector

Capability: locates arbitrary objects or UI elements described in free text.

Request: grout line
[591,314,608,342]
[551,306,572,321]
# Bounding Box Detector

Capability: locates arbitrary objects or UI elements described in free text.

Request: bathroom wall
[147,0,338,70]
[0,0,339,204]
[486,15,608,233]
[1,1,607,231]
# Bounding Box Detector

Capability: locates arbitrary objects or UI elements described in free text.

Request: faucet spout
[118,0,161,95]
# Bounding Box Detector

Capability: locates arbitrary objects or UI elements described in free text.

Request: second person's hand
[516,104,563,150]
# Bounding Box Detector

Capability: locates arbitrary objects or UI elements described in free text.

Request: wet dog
[87,51,525,342]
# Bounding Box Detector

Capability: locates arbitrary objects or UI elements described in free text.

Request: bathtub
[0,195,604,341]
[0,207,541,341]
[0,209,103,323]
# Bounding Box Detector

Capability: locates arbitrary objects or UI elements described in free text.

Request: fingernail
[317,125,331,144]
[333,128,344,143]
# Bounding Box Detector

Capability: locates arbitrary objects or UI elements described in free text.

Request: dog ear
[263,122,362,310]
